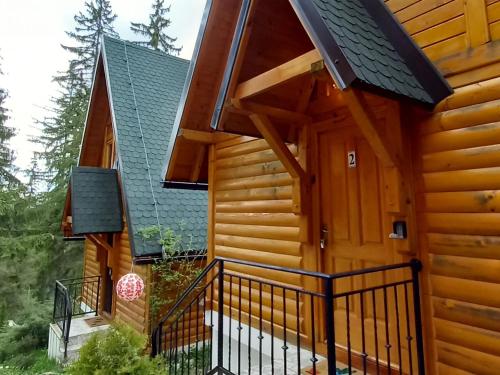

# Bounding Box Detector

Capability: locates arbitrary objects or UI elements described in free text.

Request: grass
[0,349,62,375]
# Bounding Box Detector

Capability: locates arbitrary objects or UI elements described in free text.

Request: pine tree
[36,1,118,190]
[34,72,88,189]
[130,0,182,54]
[0,57,19,187]
[62,0,118,84]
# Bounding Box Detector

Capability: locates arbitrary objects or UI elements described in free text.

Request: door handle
[320,225,328,249]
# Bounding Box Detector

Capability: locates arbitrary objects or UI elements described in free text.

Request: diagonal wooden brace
[247,112,308,214]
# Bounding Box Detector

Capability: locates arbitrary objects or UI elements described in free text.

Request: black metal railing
[52,275,101,358]
[152,257,424,375]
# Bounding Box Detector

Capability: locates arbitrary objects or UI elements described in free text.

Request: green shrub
[0,297,52,368]
[65,323,164,375]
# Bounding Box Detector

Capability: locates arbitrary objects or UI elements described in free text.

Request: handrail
[215,256,418,279]
[57,275,100,283]
[54,281,72,359]
[154,257,420,329]
[155,258,219,329]
[52,275,101,360]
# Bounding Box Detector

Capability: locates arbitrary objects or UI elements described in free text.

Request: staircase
[48,276,102,363]
[151,257,425,375]
[48,315,109,363]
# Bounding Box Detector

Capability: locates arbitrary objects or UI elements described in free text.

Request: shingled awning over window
[70,167,123,235]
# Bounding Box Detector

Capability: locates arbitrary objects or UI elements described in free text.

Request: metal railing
[152,257,424,375]
[52,275,101,358]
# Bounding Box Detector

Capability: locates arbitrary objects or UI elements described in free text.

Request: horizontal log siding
[212,136,306,336]
[416,76,500,374]
[386,0,500,88]
[386,0,467,62]
[113,223,150,335]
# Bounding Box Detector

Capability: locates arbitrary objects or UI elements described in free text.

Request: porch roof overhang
[61,167,123,237]
[162,0,453,184]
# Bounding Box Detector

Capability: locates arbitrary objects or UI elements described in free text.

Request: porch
[48,275,109,363]
[151,257,424,375]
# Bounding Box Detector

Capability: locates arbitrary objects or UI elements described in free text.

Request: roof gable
[101,36,208,260]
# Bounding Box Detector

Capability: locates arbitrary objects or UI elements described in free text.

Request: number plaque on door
[347,150,356,168]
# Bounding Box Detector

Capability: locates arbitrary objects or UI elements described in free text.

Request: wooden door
[318,120,408,370]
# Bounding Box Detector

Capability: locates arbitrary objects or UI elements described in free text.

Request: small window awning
[64,167,123,236]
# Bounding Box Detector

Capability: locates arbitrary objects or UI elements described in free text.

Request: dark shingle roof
[291,0,452,105]
[71,167,123,235]
[102,36,207,259]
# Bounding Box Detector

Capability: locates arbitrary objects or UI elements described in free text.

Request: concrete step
[48,316,110,364]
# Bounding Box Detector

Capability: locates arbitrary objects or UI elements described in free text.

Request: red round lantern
[116,273,144,301]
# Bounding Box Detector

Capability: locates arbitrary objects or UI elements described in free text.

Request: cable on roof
[122,41,166,257]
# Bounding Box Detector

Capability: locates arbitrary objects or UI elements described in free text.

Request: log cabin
[155,0,500,374]
[50,36,207,362]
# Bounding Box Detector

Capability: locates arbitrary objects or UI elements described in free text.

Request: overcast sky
[0,0,206,179]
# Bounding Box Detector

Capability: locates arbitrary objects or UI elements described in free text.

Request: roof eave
[359,0,453,106]
[289,0,357,91]
[162,0,214,182]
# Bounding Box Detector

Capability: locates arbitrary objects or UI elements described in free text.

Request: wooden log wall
[82,240,100,310]
[113,223,151,335]
[82,222,151,335]
[387,0,500,88]
[382,1,500,373]
[414,76,500,374]
[210,136,308,339]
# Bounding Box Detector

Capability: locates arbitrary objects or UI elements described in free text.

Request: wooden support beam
[177,129,235,144]
[296,77,316,113]
[234,49,323,100]
[229,99,311,124]
[88,233,114,253]
[247,113,306,180]
[178,129,216,143]
[190,145,206,182]
[343,88,401,169]
[247,113,308,214]
[464,0,490,48]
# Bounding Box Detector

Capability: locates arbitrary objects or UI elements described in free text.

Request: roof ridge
[102,34,190,63]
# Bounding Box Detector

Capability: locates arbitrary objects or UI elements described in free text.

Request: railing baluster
[271,284,275,375]
[373,289,380,375]
[187,305,192,374]
[325,278,335,375]
[283,286,287,375]
[210,280,214,371]
[394,285,403,375]
[248,279,252,375]
[383,287,391,374]
[96,276,100,314]
[217,260,224,371]
[310,294,317,374]
[195,290,200,375]
[404,283,413,375]
[411,260,425,375]
[174,320,179,375]
[238,277,242,375]
[202,289,207,374]
[346,295,352,374]
[170,325,174,374]
[228,274,233,373]
[181,311,185,375]
[360,291,367,374]
[259,282,263,375]
[295,290,301,374]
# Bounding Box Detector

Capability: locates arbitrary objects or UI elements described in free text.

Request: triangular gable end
[163,0,452,183]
